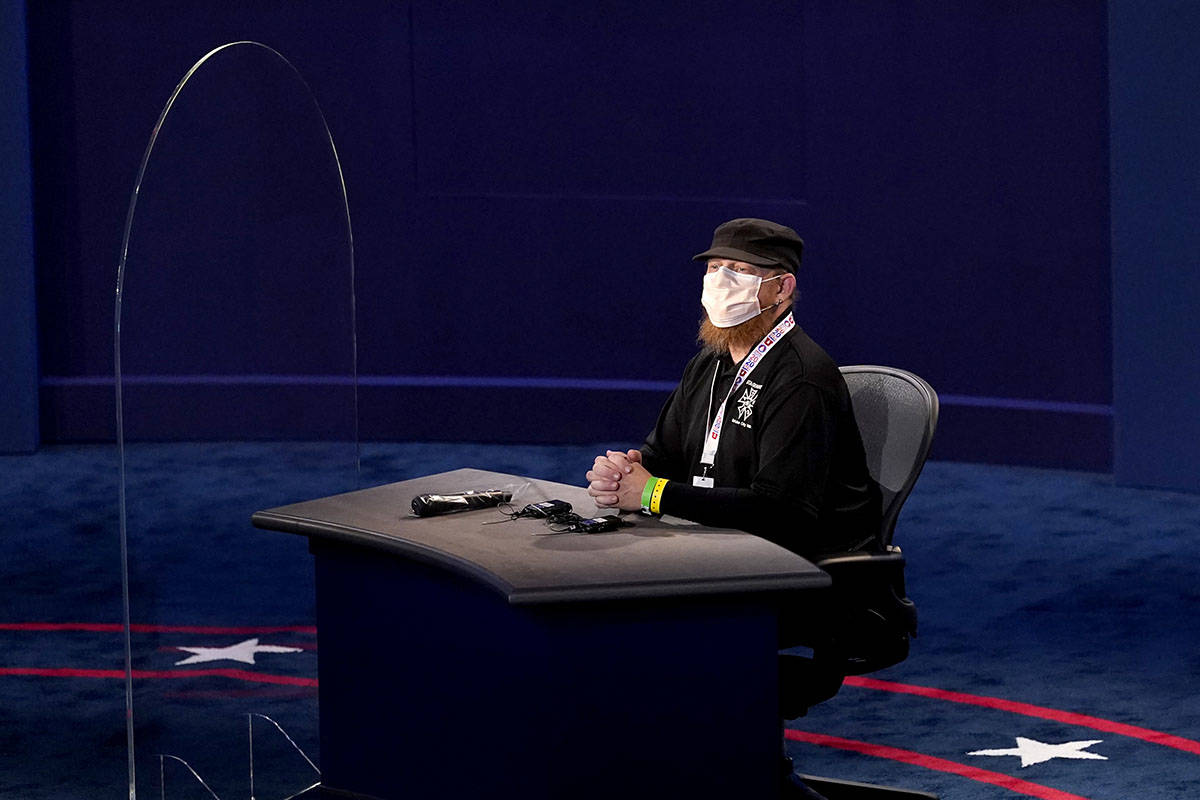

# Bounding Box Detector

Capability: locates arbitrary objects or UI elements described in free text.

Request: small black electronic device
[519,500,573,518]
[569,515,625,534]
[411,489,513,517]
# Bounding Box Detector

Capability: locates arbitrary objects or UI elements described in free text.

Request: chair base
[797,774,939,800]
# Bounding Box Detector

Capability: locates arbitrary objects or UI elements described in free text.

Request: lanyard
[699,311,795,472]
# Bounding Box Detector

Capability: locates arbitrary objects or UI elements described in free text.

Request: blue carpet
[1,443,1198,799]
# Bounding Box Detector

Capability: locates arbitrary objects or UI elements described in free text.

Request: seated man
[585,217,881,560]
[585,217,883,799]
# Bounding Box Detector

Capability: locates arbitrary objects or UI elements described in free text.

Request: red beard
[696,308,782,357]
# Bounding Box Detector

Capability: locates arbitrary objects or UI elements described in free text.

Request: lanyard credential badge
[692,312,795,488]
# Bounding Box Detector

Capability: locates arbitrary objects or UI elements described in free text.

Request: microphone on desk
[411,489,513,517]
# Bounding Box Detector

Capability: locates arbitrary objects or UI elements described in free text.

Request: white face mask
[701,266,784,328]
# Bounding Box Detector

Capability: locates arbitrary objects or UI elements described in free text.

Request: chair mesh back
[840,367,938,545]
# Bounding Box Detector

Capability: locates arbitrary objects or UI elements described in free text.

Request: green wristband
[640,475,658,511]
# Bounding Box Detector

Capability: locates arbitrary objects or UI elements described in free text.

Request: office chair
[783,366,939,800]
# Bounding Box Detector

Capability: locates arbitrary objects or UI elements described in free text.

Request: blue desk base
[310,540,782,799]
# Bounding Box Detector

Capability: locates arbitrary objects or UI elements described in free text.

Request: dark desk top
[252,468,829,605]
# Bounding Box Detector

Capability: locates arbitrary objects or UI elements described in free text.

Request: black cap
[692,218,804,273]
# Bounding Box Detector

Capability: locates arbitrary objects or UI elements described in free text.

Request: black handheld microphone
[411,489,513,517]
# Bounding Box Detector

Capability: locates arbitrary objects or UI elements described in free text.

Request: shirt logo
[736,386,759,420]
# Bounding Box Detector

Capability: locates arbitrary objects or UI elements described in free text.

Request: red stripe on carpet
[0,667,317,687]
[156,643,317,653]
[844,676,1200,756]
[0,622,316,635]
[786,729,1092,800]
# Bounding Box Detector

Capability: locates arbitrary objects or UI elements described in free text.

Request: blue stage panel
[0,0,38,453]
[1110,0,1200,491]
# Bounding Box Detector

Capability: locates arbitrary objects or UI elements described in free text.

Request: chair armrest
[816,549,905,571]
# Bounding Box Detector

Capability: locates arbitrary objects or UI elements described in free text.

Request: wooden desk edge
[252,510,831,606]
[251,510,517,598]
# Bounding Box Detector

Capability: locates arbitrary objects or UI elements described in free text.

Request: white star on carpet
[174,637,303,666]
[967,737,1108,768]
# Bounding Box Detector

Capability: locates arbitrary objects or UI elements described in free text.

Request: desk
[253,468,830,799]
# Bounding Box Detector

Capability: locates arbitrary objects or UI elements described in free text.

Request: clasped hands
[586,449,652,511]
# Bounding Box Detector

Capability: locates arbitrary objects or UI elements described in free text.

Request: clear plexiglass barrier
[114,42,357,800]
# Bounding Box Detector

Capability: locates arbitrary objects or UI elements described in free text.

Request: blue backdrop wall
[25,1,1113,469]
[1,1,38,453]
[1110,0,1200,492]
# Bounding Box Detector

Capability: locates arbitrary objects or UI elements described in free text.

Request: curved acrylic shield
[114,42,357,799]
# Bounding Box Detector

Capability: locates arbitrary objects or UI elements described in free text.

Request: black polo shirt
[640,313,881,558]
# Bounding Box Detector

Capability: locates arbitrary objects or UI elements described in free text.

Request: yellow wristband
[649,478,668,516]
